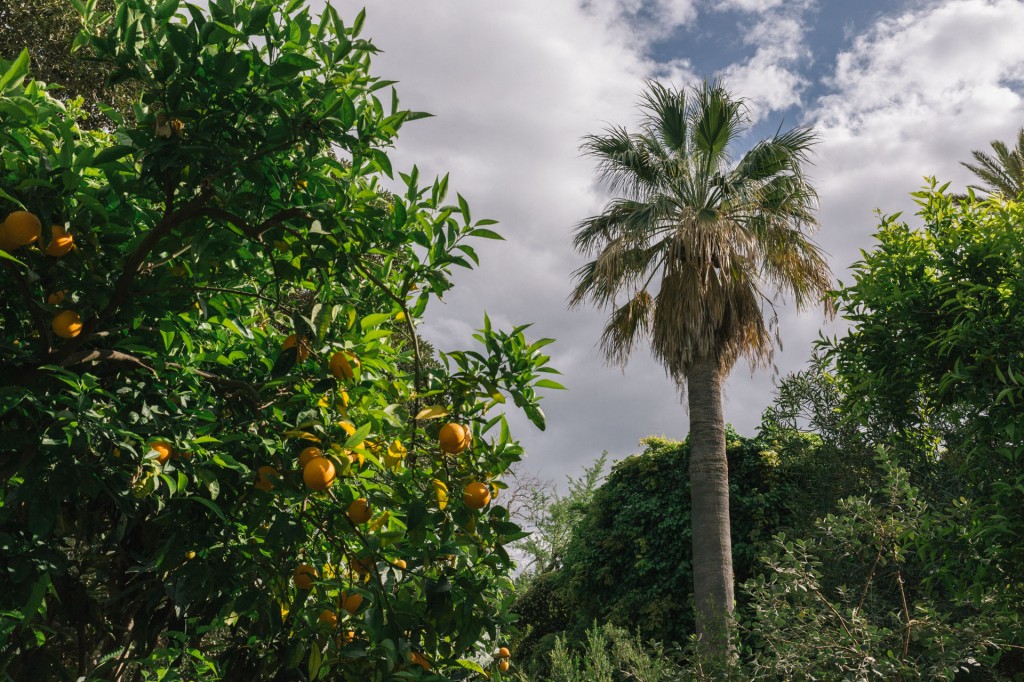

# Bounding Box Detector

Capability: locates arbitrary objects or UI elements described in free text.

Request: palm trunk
[687,355,734,658]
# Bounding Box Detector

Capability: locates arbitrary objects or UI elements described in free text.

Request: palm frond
[598,289,656,366]
[961,127,1024,197]
[638,80,688,154]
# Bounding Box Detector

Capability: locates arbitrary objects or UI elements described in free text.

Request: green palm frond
[571,79,831,377]
[961,127,1024,197]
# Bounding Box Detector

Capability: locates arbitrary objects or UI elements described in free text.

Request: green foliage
[515,452,606,580]
[544,623,680,682]
[744,453,1007,681]
[738,183,1024,679]
[0,1,560,679]
[508,430,820,677]
[821,183,1024,643]
[0,0,138,123]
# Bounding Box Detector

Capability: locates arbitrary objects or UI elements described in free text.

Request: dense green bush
[510,428,825,675]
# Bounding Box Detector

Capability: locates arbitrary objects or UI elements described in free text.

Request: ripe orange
[350,557,372,577]
[149,441,173,464]
[340,591,363,614]
[45,225,74,256]
[329,351,358,380]
[410,652,430,670]
[497,647,510,659]
[298,446,322,468]
[52,310,83,339]
[499,659,510,672]
[303,456,336,491]
[438,423,471,454]
[340,629,356,644]
[318,609,338,628]
[254,465,279,491]
[293,564,318,590]
[47,290,68,305]
[282,333,310,362]
[392,559,407,570]
[463,482,491,510]
[0,211,42,250]
[347,497,371,524]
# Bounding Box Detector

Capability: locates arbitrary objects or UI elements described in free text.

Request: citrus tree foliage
[0,1,560,679]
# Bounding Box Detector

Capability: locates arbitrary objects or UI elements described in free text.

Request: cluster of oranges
[1,210,81,339]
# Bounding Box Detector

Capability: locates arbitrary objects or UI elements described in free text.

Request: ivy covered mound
[0,1,561,679]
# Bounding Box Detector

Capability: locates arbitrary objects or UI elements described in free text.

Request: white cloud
[354,1,700,481]
[811,0,1024,264]
[715,0,785,12]
[716,8,814,120]
[330,0,1024,489]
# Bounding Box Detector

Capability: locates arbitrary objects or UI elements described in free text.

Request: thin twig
[353,261,423,467]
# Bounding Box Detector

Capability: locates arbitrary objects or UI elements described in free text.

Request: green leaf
[469,228,503,240]
[0,49,31,92]
[535,379,566,390]
[92,145,135,166]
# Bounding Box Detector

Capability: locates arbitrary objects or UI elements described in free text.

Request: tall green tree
[570,80,831,654]
[961,127,1024,197]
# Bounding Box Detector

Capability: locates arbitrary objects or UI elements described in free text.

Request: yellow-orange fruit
[329,351,358,380]
[47,290,68,305]
[282,333,310,362]
[318,609,338,628]
[392,559,407,570]
[463,482,491,510]
[298,446,322,468]
[340,591,363,614]
[351,557,372,577]
[410,652,430,670]
[347,497,371,524]
[499,659,510,672]
[149,441,173,464]
[0,210,42,249]
[497,647,510,659]
[52,310,83,339]
[438,423,471,454]
[254,465,279,491]
[293,564,318,590]
[45,225,74,256]
[303,456,336,491]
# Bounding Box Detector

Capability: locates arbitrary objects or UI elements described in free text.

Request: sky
[338,0,1024,488]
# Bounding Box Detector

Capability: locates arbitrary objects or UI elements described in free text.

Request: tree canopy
[0,1,560,679]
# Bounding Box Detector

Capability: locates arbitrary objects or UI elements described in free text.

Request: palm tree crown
[962,127,1024,198]
[570,80,832,379]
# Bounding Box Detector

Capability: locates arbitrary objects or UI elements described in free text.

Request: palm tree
[570,80,832,656]
[962,127,1024,197]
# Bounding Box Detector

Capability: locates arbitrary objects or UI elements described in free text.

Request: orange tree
[0,1,561,679]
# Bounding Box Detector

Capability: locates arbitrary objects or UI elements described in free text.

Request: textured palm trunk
[687,355,734,658]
